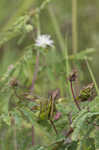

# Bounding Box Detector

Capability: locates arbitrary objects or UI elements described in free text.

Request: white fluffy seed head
[35,34,54,48]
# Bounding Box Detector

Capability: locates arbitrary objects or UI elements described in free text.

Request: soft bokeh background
[0,0,99,149]
[0,0,99,83]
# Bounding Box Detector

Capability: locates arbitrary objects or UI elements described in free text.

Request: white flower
[35,34,54,48]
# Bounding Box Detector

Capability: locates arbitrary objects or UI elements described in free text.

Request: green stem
[85,57,99,96]
[48,6,64,54]
[72,0,78,53]
[40,0,52,11]
[48,6,72,97]
[36,14,41,36]
[70,81,81,111]
[64,37,72,98]
[49,119,58,135]
[30,13,41,93]
[72,0,80,96]
[11,117,17,150]
[30,13,41,146]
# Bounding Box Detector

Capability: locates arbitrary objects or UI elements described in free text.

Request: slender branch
[31,126,34,146]
[49,119,58,135]
[72,0,78,53]
[85,57,99,96]
[65,127,74,137]
[48,6,64,54]
[30,11,40,94]
[30,51,40,94]
[11,117,17,150]
[13,87,22,101]
[67,112,72,125]
[47,127,74,148]
[30,52,39,146]
[70,81,81,111]
[72,0,80,96]
[30,12,41,147]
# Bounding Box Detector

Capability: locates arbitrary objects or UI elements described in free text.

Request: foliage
[0,0,99,150]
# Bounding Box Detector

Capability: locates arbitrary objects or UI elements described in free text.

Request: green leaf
[0,15,31,47]
[1,113,11,126]
[95,128,99,149]
[29,145,45,150]
[20,107,35,124]
[65,141,78,150]
[11,109,23,126]
[69,48,95,60]
[79,137,95,150]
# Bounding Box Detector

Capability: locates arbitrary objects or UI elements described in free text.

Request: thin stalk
[30,13,41,146]
[48,6,64,54]
[32,126,35,145]
[48,6,72,97]
[11,117,17,150]
[65,127,74,137]
[30,13,40,93]
[72,0,79,96]
[67,112,72,125]
[40,0,52,11]
[13,125,17,150]
[72,0,78,53]
[49,119,58,135]
[36,14,41,36]
[30,52,40,93]
[70,81,81,111]
[64,37,72,98]
[85,57,99,96]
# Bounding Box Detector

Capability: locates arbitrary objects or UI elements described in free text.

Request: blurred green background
[0,0,98,84]
[0,0,99,149]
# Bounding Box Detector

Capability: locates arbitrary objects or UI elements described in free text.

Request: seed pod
[10,78,19,87]
[68,69,77,82]
[76,83,96,102]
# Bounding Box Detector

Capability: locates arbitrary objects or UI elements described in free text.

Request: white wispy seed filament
[35,34,54,48]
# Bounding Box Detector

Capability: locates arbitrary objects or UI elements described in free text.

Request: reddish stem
[65,127,74,137]
[70,81,81,111]
[50,119,58,135]
[30,52,40,146]
[32,125,34,146]
[30,52,39,93]
[68,112,72,125]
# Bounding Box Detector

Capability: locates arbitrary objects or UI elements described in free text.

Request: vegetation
[0,0,99,150]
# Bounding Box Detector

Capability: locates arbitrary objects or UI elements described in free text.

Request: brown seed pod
[68,69,77,82]
[10,78,19,87]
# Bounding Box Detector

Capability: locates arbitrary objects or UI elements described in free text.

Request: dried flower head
[77,82,96,102]
[10,78,19,87]
[68,69,77,82]
[35,34,54,48]
[82,82,94,91]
